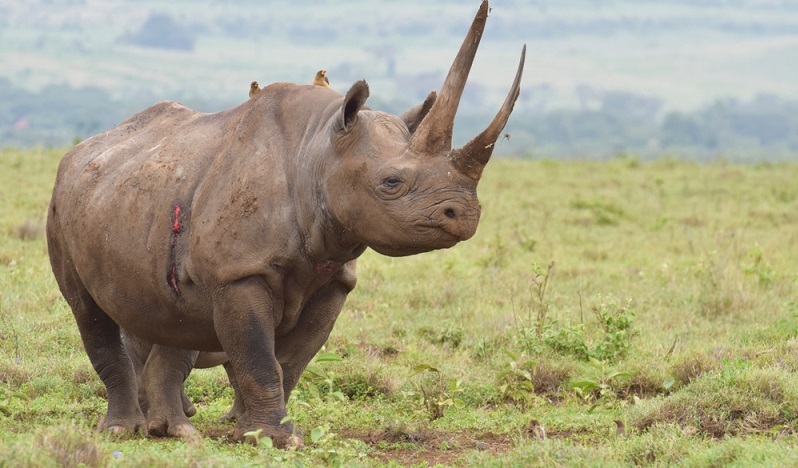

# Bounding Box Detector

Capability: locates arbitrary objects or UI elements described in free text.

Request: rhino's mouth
[371,240,458,257]
[416,207,478,243]
[412,224,463,247]
[367,223,461,257]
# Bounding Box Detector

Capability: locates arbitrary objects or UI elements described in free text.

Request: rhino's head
[321,0,524,257]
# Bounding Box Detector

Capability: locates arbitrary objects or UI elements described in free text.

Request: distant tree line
[1,77,796,161]
[0,77,226,149]
[504,91,798,161]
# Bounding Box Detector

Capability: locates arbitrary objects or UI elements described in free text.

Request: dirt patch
[204,427,234,441]
[340,428,514,466]
[203,425,518,465]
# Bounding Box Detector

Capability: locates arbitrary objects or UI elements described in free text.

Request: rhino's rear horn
[451,44,526,181]
[400,90,437,134]
[409,0,489,155]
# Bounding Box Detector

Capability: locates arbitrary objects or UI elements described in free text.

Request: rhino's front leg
[140,344,200,437]
[276,282,349,401]
[214,277,298,447]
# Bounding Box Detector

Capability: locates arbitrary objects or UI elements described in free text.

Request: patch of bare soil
[340,428,515,467]
[204,427,234,441]
[204,425,523,465]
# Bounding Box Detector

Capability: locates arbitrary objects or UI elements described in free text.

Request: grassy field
[2,147,798,466]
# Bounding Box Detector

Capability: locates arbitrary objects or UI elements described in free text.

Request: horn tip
[478,0,489,17]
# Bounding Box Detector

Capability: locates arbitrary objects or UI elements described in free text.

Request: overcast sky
[2,0,797,114]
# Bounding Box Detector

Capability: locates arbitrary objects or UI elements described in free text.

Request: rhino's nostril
[444,208,456,219]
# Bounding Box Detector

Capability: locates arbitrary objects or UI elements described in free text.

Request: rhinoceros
[47,0,524,447]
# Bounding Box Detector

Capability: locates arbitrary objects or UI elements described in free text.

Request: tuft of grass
[338,370,395,401]
[620,424,693,465]
[570,198,625,226]
[614,357,670,399]
[530,357,575,399]
[631,364,798,438]
[0,362,30,385]
[14,219,43,241]
[670,347,732,385]
[0,424,110,467]
[417,322,465,349]
[37,426,107,467]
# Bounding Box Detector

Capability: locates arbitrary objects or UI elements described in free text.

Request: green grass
[2,147,798,466]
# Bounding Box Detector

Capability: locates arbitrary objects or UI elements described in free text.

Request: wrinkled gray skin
[47,0,524,447]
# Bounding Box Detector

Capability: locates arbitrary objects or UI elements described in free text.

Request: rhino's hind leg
[218,362,244,422]
[60,279,145,434]
[140,344,199,438]
[122,331,198,419]
[48,206,145,434]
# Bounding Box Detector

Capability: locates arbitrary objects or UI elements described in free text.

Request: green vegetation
[2,147,798,465]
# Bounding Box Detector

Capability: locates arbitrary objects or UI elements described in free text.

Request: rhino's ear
[340,80,370,131]
[399,90,437,134]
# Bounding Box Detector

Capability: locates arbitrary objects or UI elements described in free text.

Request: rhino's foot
[233,424,304,449]
[98,415,147,437]
[181,390,197,418]
[147,415,197,438]
[218,401,245,423]
[218,410,240,423]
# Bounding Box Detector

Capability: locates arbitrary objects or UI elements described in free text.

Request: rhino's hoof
[147,419,168,437]
[218,408,244,423]
[218,413,237,423]
[147,417,195,438]
[181,391,197,418]
[98,416,147,437]
[105,425,135,436]
[169,423,198,438]
[267,433,303,449]
[288,435,304,449]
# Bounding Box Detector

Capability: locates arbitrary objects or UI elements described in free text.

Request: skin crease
[46,0,524,447]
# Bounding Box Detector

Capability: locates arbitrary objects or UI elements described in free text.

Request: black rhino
[47,0,524,446]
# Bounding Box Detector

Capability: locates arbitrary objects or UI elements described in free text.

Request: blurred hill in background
[1,0,797,160]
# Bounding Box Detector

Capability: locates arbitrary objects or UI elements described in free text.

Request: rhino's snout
[437,201,480,241]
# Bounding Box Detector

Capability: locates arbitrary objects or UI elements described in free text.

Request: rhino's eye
[382,177,402,189]
[376,173,409,200]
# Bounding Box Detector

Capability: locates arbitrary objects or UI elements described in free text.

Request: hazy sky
[2,0,797,114]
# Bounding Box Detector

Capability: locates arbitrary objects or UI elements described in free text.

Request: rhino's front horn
[450,44,526,181]
[409,0,489,155]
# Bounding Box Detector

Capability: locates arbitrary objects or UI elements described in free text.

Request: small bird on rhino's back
[312,70,330,88]
[249,81,261,98]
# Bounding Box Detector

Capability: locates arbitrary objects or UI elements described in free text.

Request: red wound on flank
[168,201,183,296]
[170,265,180,294]
[173,205,181,233]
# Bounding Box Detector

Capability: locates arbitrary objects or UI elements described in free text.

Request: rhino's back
[56,101,211,186]
[52,101,218,251]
